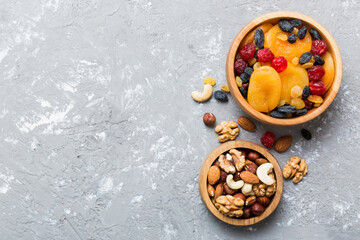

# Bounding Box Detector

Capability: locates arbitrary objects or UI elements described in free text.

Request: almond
[240,171,259,184]
[207,166,220,185]
[237,116,256,132]
[214,183,224,200]
[274,135,293,153]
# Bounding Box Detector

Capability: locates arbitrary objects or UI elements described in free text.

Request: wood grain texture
[199,140,283,226]
[226,11,342,126]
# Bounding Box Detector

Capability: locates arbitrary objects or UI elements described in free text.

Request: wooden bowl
[199,140,283,226]
[226,11,342,126]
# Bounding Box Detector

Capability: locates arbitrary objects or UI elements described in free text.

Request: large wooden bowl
[226,11,342,126]
[199,140,283,226]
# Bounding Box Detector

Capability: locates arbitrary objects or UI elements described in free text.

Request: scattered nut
[245,160,258,174]
[226,174,244,190]
[229,149,245,171]
[256,163,275,185]
[256,196,270,207]
[218,154,236,174]
[191,84,213,102]
[203,113,216,126]
[250,203,265,216]
[274,135,293,152]
[237,116,256,132]
[245,196,257,206]
[247,151,260,161]
[240,171,260,184]
[207,184,215,197]
[215,121,239,143]
[207,165,220,185]
[255,158,268,166]
[283,156,308,183]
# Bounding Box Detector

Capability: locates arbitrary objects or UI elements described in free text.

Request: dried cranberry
[311,40,328,57]
[307,65,325,81]
[234,59,249,75]
[260,131,275,148]
[309,80,326,95]
[271,56,287,73]
[303,99,314,110]
[239,43,256,61]
[257,48,274,63]
[242,83,249,89]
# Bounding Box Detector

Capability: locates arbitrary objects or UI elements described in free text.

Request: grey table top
[0,0,359,239]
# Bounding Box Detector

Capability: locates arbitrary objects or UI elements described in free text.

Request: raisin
[303,99,314,110]
[298,26,307,40]
[314,55,325,66]
[295,108,308,116]
[270,110,287,119]
[203,77,216,86]
[277,99,286,108]
[292,57,299,65]
[307,95,323,104]
[240,43,256,61]
[239,86,247,98]
[244,67,254,76]
[278,105,296,113]
[257,48,274,63]
[254,49,259,60]
[278,19,294,33]
[309,28,322,40]
[309,81,326,95]
[260,131,275,148]
[290,98,306,109]
[234,59,249,75]
[240,72,250,84]
[302,86,310,99]
[291,86,303,98]
[271,56,287,73]
[290,19,302,27]
[287,33,297,44]
[254,28,265,49]
[276,32,288,41]
[311,40,328,57]
[214,90,228,102]
[235,76,242,87]
[301,129,312,140]
[299,52,312,65]
[308,65,325,81]
[221,84,230,93]
[302,62,314,69]
[242,83,249,89]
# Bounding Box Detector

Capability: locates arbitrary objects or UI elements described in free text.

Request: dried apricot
[321,52,335,91]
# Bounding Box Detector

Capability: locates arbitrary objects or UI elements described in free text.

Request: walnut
[215,195,244,218]
[283,156,308,183]
[218,154,236,174]
[229,149,245,171]
[215,121,239,142]
[253,183,266,197]
[265,173,276,197]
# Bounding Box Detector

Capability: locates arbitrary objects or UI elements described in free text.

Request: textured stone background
[0,0,359,239]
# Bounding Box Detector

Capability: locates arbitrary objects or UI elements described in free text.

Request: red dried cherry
[311,40,328,57]
[234,59,249,75]
[307,65,325,81]
[239,43,256,61]
[271,56,287,73]
[257,48,274,63]
[260,131,275,148]
[309,80,326,95]
[303,99,314,110]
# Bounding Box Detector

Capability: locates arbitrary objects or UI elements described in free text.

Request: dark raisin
[239,87,247,98]
[299,52,312,65]
[240,72,250,84]
[314,55,325,66]
[254,49,259,60]
[278,105,296,114]
[309,28,322,40]
[270,110,287,119]
[254,28,265,49]
[301,129,312,140]
[214,90,228,102]
[244,67,254,76]
[290,19,302,27]
[302,86,310,99]
[298,26,307,40]
[287,33,297,44]
[278,19,294,33]
[295,108,308,116]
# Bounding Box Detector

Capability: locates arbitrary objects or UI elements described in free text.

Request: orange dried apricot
[321,52,335,91]
[241,23,273,47]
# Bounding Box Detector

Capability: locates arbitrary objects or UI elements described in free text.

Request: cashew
[241,183,254,196]
[191,84,213,102]
[226,174,244,190]
[256,163,275,185]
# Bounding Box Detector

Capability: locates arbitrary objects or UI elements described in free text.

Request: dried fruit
[298,26,307,40]
[240,72,250,84]
[278,19,294,33]
[314,55,325,66]
[287,33,297,44]
[314,103,321,107]
[253,62,261,70]
[290,98,305,109]
[214,90,228,102]
[235,76,242,87]
[301,129,312,140]
[302,62,313,69]
[307,65,325,81]
[251,203,265,216]
[294,108,308,116]
[244,67,254,76]
[241,23,273,47]
[248,58,257,66]
[321,52,335,91]
[203,113,216,126]
[221,84,230,92]
[234,59,249,75]
[242,83,249,89]
[254,28,265,49]
[271,56,287,73]
[274,135,293,152]
[299,52,312,65]
[277,99,286,107]
[291,57,299,65]
[270,110,287,118]
[257,48,274,63]
[237,116,256,132]
[303,99,314,110]
[261,131,275,148]
[307,95,323,104]
[290,19,302,27]
[302,86,310,99]
[290,85,303,98]
[276,32,288,41]
[309,56,315,64]
[204,77,216,86]
[239,86,247,98]
[240,43,256,61]
[309,28,322,40]
[293,27,299,34]
[309,80,326,95]
[311,40,328,57]
[278,105,296,113]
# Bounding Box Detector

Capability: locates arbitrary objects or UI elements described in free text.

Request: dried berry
[311,40,328,57]
[271,56,287,73]
[301,129,312,140]
[309,81,326,95]
[214,90,228,102]
[257,48,274,63]
[309,28,322,40]
[290,19,302,27]
[234,59,249,75]
[287,33,297,44]
[261,131,275,148]
[303,99,314,110]
[270,110,287,118]
[240,43,256,61]
[278,19,294,33]
[244,67,254,76]
[307,65,325,81]
[242,83,249,89]
[254,28,265,49]
[302,86,310,99]
[278,105,296,113]
[295,108,308,116]
[298,52,312,65]
[314,55,325,66]
[298,26,307,40]
[240,72,250,84]
[239,86,247,98]
[203,77,216,86]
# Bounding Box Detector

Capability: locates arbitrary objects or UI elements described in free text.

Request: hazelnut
[245,160,258,174]
[233,171,241,181]
[255,158,268,166]
[220,171,227,182]
[233,193,246,202]
[245,196,257,206]
[256,196,270,207]
[223,183,237,195]
[247,151,260,161]
[242,207,252,219]
[250,203,265,216]
[203,113,216,126]
[213,160,220,167]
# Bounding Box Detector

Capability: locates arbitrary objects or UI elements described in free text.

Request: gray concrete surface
[0,0,359,239]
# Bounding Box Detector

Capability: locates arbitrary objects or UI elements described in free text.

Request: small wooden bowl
[199,140,283,226]
[226,11,342,126]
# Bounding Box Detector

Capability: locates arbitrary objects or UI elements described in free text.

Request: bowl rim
[198,140,283,226]
[226,11,343,126]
